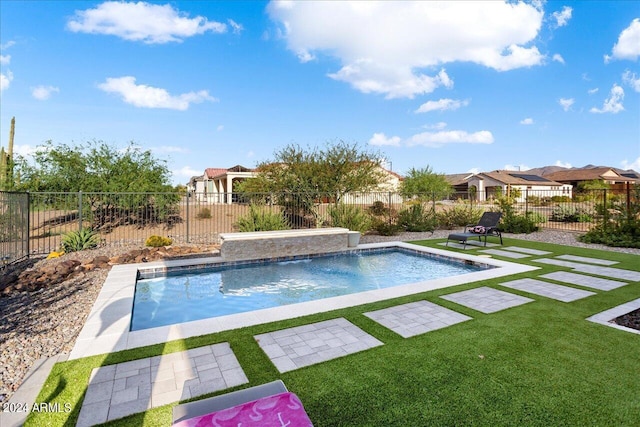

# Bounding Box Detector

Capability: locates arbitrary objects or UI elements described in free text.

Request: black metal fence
[0,186,637,264]
[0,191,29,266]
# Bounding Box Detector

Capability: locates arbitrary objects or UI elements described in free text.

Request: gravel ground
[1,230,639,403]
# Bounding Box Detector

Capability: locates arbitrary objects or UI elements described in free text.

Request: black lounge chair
[446,211,503,249]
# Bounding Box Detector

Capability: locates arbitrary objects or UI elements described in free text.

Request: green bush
[526,211,548,224]
[196,207,212,219]
[551,205,593,223]
[61,228,100,252]
[371,219,402,236]
[328,204,371,233]
[398,204,437,232]
[235,204,290,232]
[495,198,538,234]
[145,235,173,247]
[437,204,483,229]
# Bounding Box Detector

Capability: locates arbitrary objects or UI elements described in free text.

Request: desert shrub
[367,201,401,235]
[371,219,402,236]
[526,211,548,224]
[61,228,100,252]
[145,235,173,247]
[495,197,538,234]
[196,207,212,219]
[550,205,593,223]
[580,186,640,248]
[550,195,571,203]
[328,204,371,233]
[397,204,437,232]
[235,204,290,232]
[437,204,483,229]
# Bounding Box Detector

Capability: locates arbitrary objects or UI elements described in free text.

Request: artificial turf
[25,238,640,426]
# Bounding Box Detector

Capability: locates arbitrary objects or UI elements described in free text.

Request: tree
[15,140,180,231]
[399,166,452,201]
[237,141,386,227]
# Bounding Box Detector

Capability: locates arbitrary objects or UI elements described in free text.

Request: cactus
[0,117,15,190]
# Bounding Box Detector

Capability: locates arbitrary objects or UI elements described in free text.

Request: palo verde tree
[15,140,180,231]
[237,140,386,227]
[399,166,453,201]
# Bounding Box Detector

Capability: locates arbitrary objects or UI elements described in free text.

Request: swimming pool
[69,242,539,359]
[132,248,489,331]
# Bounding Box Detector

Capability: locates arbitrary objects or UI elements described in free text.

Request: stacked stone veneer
[219,228,350,261]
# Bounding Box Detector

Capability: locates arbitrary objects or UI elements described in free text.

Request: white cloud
[415,98,469,113]
[552,54,565,64]
[554,160,572,168]
[467,167,480,174]
[228,19,243,34]
[175,166,203,178]
[0,54,10,65]
[552,6,572,27]
[0,70,13,91]
[408,130,494,148]
[605,18,640,62]
[31,85,60,100]
[559,97,574,111]
[504,164,531,171]
[67,1,229,44]
[267,1,544,99]
[424,122,448,130]
[622,70,640,92]
[369,132,401,147]
[621,157,640,171]
[588,88,599,95]
[0,41,15,50]
[216,125,224,131]
[98,76,217,110]
[13,144,39,157]
[590,84,624,114]
[520,117,534,125]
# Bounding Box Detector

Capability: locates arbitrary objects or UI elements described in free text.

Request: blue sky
[1,1,639,185]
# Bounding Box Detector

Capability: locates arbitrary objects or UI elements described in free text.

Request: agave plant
[61,228,100,252]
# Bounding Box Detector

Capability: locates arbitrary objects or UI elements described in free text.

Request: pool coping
[69,242,538,360]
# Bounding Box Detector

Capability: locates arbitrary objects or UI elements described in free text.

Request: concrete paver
[440,286,534,313]
[499,278,595,302]
[540,271,627,291]
[76,342,247,427]
[502,246,551,255]
[254,318,383,373]
[555,255,618,265]
[478,249,530,259]
[364,300,472,338]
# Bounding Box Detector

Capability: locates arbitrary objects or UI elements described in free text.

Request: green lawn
[27,238,640,426]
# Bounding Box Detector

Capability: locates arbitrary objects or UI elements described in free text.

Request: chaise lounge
[446,211,503,249]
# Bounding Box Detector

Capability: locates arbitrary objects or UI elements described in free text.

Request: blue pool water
[131,249,487,331]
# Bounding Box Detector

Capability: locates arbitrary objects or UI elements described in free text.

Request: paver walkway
[499,278,595,302]
[555,254,618,265]
[364,300,472,338]
[440,286,534,313]
[254,318,383,373]
[76,343,248,427]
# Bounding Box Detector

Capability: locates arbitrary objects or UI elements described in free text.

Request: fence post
[525,189,529,217]
[186,189,190,243]
[26,192,31,256]
[626,182,631,225]
[78,190,83,232]
[602,189,608,233]
[388,192,392,225]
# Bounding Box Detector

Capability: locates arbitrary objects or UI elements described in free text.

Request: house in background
[544,167,639,191]
[467,170,572,202]
[188,165,257,204]
[444,173,474,195]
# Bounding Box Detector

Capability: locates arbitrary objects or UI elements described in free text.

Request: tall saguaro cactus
[0,117,15,190]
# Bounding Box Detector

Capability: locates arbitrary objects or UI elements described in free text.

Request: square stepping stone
[502,246,551,256]
[540,271,627,291]
[478,249,530,259]
[76,343,247,427]
[440,286,533,314]
[533,258,588,269]
[499,278,595,302]
[572,265,640,282]
[254,318,383,373]
[364,300,472,338]
[555,255,618,266]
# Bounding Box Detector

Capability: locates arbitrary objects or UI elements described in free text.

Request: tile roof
[477,170,565,186]
[545,167,636,182]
